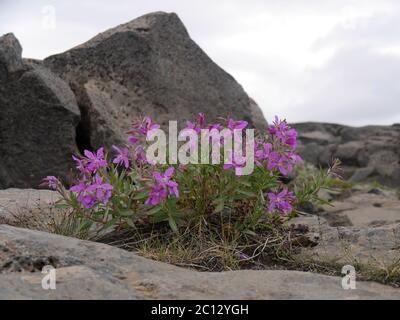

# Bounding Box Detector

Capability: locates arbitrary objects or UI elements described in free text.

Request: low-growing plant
[42,114,340,269]
[292,159,350,208]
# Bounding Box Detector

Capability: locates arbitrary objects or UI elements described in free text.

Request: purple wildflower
[223,151,248,176]
[267,151,293,175]
[138,117,160,135]
[255,142,272,166]
[127,117,160,149]
[208,123,223,131]
[153,167,179,197]
[198,113,205,127]
[288,152,302,163]
[223,162,244,176]
[145,184,168,206]
[135,144,156,164]
[72,155,88,174]
[267,188,295,215]
[127,134,139,145]
[41,176,59,190]
[79,194,97,209]
[112,145,129,169]
[70,180,87,194]
[70,174,113,208]
[87,174,113,204]
[268,116,297,149]
[145,167,179,205]
[228,118,248,130]
[185,120,201,134]
[70,180,96,209]
[84,147,107,172]
[185,113,206,134]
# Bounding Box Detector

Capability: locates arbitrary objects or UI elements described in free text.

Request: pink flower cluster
[145,167,179,205]
[218,115,301,180]
[267,188,295,215]
[41,176,60,190]
[69,117,179,208]
[68,147,113,208]
[127,116,161,164]
[41,114,300,215]
[255,116,301,175]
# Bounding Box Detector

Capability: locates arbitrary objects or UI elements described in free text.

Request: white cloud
[1,0,399,125]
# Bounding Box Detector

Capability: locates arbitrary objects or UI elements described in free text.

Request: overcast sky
[1,0,400,126]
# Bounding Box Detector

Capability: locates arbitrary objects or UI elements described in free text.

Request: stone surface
[44,12,267,150]
[319,184,400,228]
[294,214,400,267]
[0,33,24,73]
[292,184,400,266]
[0,33,80,189]
[0,224,399,300]
[293,122,400,187]
[0,188,60,220]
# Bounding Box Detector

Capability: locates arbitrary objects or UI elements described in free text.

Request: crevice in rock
[70,83,94,154]
[76,109,93,154]
[0,254,83,273]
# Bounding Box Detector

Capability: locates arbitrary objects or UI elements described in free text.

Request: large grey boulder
[0,33,80,189]
[0,224,399,299]
[293,122,400,187]
[1,13,266,189]
[44,12,267,150]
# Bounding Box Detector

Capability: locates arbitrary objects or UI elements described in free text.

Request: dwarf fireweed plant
[42,114,335,243]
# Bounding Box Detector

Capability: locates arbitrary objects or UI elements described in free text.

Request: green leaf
[54,203,70,209]
[237,189,256,197]
[168,216,178,233]
[151,210,168,223]
[78,220,92,232]
[146,205,162,216]
[133,192,148,200]
[117,209,134,217]
[238,180,252,187]
[103,217,119,229]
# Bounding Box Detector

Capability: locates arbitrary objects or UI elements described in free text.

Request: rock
[0,33,24,73]
[298,217,400,267]
[0,188,60,220]
[292,122,400,187]
[0,224,399,299]
[44,12,267,150]
[291,183,400,270]
[1,14,265,189]
[350,167,376,183]
[0,33,80,189]
[249,97,267,129]
[0,266,137,300]
[319,184,400,228]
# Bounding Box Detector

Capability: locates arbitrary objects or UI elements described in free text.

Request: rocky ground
[0,224,399,300]
[293,122,400,187]
[0,182,399,299]
[293,184,400,270]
